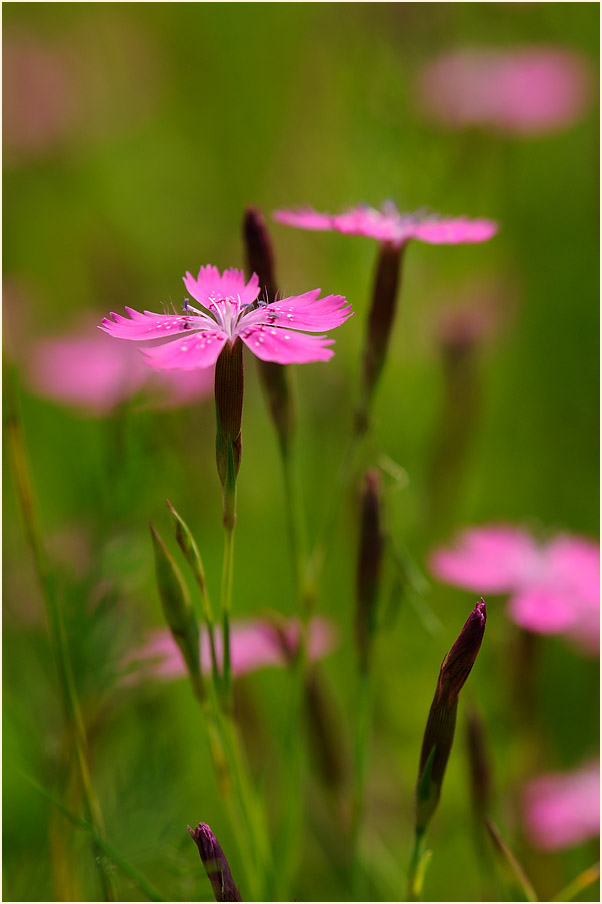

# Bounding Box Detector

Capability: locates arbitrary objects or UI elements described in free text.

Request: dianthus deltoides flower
[100,265,352,369]
[274,204,496,430]
[274,202,497,249]
[430,526,600,656]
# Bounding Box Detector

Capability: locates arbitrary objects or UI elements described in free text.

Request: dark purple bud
[356,241,405,434]
[243,206,277,304]
[415,599,486,833]
[188,822,242,902]
[242,206,294,454]
[356,469,385,672]
[215,339,244,524]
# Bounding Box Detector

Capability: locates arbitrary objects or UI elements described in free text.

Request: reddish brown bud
[356,242,404,433]
[188,822,242,902]
[242,206,294,453]
[415,599,486,833]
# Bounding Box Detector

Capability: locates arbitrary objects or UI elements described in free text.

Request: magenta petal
[183,265,260,308]
[412,217,498,244]
[240,326,335,364]
[273,208,334,231]
[243,290,353,333]
[522,760,600,850]
[140,331,227,371]
[99,307,197,341]
[430,526,539,592]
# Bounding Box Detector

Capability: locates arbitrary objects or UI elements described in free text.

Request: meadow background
[3,3,599,902]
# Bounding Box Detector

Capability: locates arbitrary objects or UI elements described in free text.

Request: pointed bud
[415,598,486,833]
[150,523,203,699]
[356,242,404,434]
[188,822,242,902]
[215,340,244,527]
[243,206,294,454]
[356,469,385,672]
[166,500,210,603]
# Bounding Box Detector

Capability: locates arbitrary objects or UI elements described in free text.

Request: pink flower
[274,202,497,249]
[429,527,600,655]
[522,759,600,850]
[123,616,339,684]
[415,47,592,137]
[25,320,213,416]
[100,265,351,369]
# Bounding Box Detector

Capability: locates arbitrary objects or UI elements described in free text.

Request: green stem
[220,516,236,707]
[350,669,373,899]
[407,829,428,902]
[5,361,116,901]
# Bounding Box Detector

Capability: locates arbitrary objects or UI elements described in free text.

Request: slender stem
[5,361,115,901]
[273,430,311,899]
[407,829,427,902]
[220,515,236,708]
[350,668,373,899]
[552,863,600,903]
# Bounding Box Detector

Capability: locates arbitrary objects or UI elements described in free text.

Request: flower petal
[273,207,334,230]
[412,217,498,244]
[183,265,259,308]
[240,325,335,364]
[242,290,353,332]
[100,307,198,341]
[141,331,227,371]
[430,526,539,592]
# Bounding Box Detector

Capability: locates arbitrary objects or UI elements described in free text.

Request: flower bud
[356,469,385,672]
[150,523,203,699]
[243,206,294,454]
[356,242,404,434]
[415,598,486,833]
[188,822,242,902]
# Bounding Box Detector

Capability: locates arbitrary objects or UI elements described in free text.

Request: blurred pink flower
[415,47,592,137]
[25,320,213,416]
[522,759,600,850]
[430,526,600,655]
[274,202,497,249]
[101,265,352,368]
[124,616,339,683]
[3,32,77,162]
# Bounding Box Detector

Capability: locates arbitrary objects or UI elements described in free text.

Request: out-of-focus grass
[3,3,599,902]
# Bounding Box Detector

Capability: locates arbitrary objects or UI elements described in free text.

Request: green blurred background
[3,3,599,901]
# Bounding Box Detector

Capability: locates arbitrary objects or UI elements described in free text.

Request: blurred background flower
[430,526,600,655]
[415,46,593,137]
[522,759,600,850]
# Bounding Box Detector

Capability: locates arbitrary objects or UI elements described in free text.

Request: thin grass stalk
[5,361,116,901]
[18,769,164,902]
